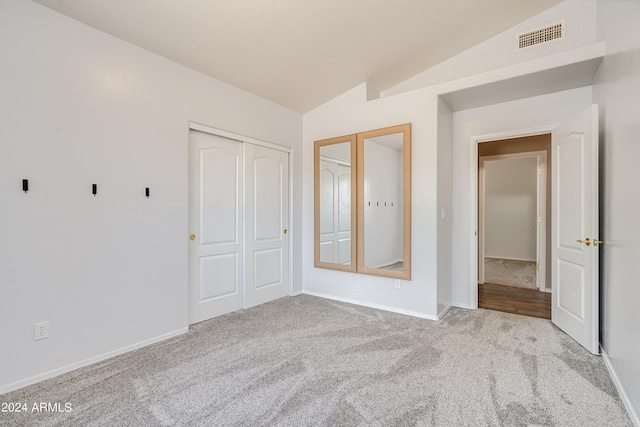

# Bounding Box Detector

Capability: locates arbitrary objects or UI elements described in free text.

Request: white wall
[483,157,538,261]
[436,98,453,314]
[383,0,597,97]
[0,0,301,392]
[594,0,640,423]
[303,84,441,318]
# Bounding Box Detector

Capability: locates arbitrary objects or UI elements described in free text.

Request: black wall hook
[22,179,29,193]
[145,187,150,198]
[92,184,97,196]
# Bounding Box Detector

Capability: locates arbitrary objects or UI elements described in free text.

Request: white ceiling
[32,0,563,113]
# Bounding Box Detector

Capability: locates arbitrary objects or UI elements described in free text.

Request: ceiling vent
[517,20,565,51]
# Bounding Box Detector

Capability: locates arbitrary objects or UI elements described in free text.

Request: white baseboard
[290,290,304,296]
[0,327,189,395]
[452,302,474,310]
[303,291,438,321]
[437,304,452,320]
[601,346,640,427]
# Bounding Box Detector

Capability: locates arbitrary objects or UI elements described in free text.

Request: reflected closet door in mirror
[357,124,411,279]
[314,134,357,272]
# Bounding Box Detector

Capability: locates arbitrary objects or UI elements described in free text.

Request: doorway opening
[476,134,552,319]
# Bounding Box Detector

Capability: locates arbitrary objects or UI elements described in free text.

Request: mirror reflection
[363,133,404,271]
[357,123,411,279]
[314,135,357,272]
[319,142,352,264]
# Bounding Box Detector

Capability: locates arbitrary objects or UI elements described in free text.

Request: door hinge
[537,167,542,175]
[536,264,541,271]
[537,216,541,223]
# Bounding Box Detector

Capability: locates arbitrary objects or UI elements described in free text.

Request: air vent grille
[517,21,564,50]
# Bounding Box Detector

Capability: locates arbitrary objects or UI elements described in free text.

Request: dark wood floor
[478,283,551,319]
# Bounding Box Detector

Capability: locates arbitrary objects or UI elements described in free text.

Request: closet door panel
[188,130,243,324]
[245,143,290,308]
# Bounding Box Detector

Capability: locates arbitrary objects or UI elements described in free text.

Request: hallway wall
[483,156,538,261]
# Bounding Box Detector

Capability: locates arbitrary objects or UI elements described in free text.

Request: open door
[552,105,600,354]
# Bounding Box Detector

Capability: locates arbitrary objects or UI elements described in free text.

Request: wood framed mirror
[314,123,411,279]
[314,134,357,272]
[357,123,411,279]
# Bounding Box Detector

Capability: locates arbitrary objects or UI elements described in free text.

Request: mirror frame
[314,134,357,272]
[357,123,411,279]
[313,123,411,279]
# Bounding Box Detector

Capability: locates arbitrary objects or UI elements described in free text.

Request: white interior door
[188,130,243,324]
[244,143,290,308]
[552,105,599,354]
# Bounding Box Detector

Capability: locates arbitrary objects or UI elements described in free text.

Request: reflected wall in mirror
[314,134,357,272]
[357,124,411,279]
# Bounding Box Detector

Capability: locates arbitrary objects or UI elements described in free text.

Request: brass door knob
[576,237,591,246]
[283,229,288,235]
[189,234,196,241]
[577,237,604,247]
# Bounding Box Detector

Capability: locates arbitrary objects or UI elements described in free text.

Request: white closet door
[188,130,243,324]
[244,143,290,308]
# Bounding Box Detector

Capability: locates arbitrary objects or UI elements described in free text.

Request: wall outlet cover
[35,321,49,340]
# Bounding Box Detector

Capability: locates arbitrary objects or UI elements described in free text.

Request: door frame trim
[469,124,558,309]
[189,122,292,154]
[187,122,294,307]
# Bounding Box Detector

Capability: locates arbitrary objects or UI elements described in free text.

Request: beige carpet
[1,295,631,426]
[484,257,537,289]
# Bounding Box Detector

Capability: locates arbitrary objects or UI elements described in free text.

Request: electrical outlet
[34,321,49,341]
[394,280,401,289]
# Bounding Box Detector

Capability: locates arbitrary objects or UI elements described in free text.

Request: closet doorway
[188,127,290,325]
[477,134,551,319]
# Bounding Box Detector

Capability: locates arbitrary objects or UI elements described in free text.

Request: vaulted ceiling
[32,0,563,113]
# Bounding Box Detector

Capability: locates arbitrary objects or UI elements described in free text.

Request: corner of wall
[436,97,453,310]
